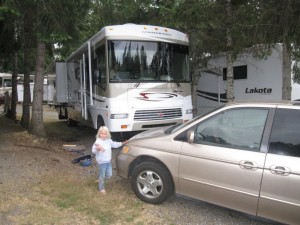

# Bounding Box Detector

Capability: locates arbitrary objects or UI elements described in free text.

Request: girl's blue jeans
[98,162,112,191]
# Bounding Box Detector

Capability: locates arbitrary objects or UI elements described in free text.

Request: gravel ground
[0,104,280,225]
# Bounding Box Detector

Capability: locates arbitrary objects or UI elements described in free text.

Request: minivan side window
[194,108,268,151]
[268,108,300,157]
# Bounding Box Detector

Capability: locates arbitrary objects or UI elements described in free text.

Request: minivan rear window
[269,108,300,157]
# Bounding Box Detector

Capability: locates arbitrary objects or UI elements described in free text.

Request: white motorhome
[47,24,193,135]
[196,44,300,115]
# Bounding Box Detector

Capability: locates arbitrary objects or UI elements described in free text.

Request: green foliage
[2,0,300,79]
[0,1,22,72]
[33,0,91,60]
[0,4,20,20]
[172,0,229,70]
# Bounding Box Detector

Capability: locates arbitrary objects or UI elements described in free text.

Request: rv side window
[94,45,106,85]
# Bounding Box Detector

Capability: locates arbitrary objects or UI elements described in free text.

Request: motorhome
[46,24,193,135]
[196,44,300,115]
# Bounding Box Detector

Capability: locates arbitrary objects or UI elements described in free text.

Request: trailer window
[0,77,12,87]
[108,40,190,83]
[223,65,247,80]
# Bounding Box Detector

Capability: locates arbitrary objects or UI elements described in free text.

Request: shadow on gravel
[0,114,24,134]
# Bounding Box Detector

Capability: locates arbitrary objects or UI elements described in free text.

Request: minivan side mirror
[187,130,195,143]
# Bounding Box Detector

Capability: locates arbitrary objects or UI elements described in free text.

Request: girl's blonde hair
[96,126,111,139]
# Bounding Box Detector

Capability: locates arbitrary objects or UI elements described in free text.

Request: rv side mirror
[187,130,195,143]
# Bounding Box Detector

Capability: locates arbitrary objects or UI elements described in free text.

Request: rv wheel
[67,118,77,127]
[58,108,67,120]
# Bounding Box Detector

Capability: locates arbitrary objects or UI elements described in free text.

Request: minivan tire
[131,161,173,204]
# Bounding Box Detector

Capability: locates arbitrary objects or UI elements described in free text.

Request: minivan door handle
[269,165,291,176]
[239,160,258,171]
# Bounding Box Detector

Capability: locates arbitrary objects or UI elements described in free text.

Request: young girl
[92,126,127,195]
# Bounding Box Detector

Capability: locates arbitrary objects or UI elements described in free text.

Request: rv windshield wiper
[134,83,140,88]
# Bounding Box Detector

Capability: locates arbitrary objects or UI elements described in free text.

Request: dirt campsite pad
[0,107,163,225]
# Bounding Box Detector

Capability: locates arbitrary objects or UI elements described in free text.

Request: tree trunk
[21,49,32,128]
[10,52,18,121]
[226,52,234,102]
[29,41,46,137]
[225,0,234,102]
[281,0,292,101]
[282,40,292,100]
[21,8,34,129]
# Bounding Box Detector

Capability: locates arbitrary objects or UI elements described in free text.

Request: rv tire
[58,108,67,120]
[67,118,77,127]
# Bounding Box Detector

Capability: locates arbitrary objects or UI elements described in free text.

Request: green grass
[38,175,146,224]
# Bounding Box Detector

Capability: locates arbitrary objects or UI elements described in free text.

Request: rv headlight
[110,113,129,119]
[186,109,193,114]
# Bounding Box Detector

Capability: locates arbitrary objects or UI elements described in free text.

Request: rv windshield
[108,40,190,83]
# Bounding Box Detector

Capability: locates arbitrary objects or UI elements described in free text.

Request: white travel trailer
[0,73,48,103]
[47,24,193,135]
[196,44,300,115]
[0,73,12,105]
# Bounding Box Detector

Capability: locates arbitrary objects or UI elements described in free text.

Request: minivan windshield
[166,105,225,134]
[166,116,200,134]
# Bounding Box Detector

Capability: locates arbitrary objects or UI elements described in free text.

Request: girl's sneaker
[100,190,107,195]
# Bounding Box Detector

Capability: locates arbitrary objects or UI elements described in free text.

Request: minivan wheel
[131,161,173,204]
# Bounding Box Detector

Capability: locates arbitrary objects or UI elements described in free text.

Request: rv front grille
[134,108,182,121]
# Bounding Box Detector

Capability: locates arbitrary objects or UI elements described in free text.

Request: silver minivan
[116,102,300,225]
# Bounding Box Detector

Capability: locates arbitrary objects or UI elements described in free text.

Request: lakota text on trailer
[245,87,272,94]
